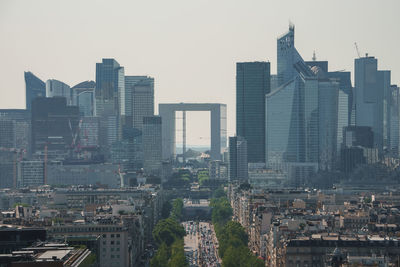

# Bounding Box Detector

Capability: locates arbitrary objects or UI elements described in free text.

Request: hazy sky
[1,0,399,146]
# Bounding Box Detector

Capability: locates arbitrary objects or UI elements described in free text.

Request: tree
[213,187,226,199]
[171,198,184,221]
[167,239,188,267]
[210,197,232,228]
[161,201,172,219]
[151,242,169,267]
[152,218,185,246]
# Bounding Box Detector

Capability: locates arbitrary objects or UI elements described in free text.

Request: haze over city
[1,0,399,145]
[1,1,400,267]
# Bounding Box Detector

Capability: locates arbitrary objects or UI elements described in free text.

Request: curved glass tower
[24,71,45,110]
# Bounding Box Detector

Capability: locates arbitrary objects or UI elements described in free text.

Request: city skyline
[1,0,399,146]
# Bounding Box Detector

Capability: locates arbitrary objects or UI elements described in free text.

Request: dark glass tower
[95,59,125,152]
[24,72,45,110]
[31,97,80,157]
[236,62,270,163]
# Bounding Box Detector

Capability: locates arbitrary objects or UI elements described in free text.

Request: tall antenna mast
[312,50,317,61]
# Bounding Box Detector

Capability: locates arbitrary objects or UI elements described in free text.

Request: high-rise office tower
[326,71,352,153]
[266,25,342,172]
[72,81,95,117]
[142,116,162,176]
[0,109,31,152]
[228,136,248,181]
[95,59,125,152]
[125,76,154,131]
[0,150,17,188]
[46,79,73,105]
[25,71,46,110]
[354,56,391,153]
[265,76,319,169]
[31,97,79,158]
[236,62,270,163]
[80,117,100,148]
[277,24,314,87]
[318,78,339,170]
[0,119,16,148]
[389,85,400,155]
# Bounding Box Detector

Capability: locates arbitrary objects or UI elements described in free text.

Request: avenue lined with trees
[210,190,264,267]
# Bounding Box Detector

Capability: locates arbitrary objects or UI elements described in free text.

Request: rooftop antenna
[312,50,317,61]
[289,20,295,31]
[354,42,361,58]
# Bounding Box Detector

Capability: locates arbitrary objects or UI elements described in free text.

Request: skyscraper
[142,116,162,176]
[354,56,391,153]
[24,71,45,110]
[46,79,73,105]
[0,119,16,148]
[31,97,80,158]
[389,85,400,155]
[0,109,31,152]
[277,24,313,87]
[95,59,125,152]
[125,76,154,131]
[228,136,248,181]
[265,25,342,173]
[326,71,352,153]
[236,62,270,163]
[72,81,95,116]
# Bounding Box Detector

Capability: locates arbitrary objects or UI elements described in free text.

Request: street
[183,221,221,267]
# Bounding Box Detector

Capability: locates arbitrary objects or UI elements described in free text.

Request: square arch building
[159,103,227,161]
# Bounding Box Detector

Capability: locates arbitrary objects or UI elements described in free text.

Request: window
[111,241,114,245]
[116,234,120,238]
[111,234,114,238]
[116,241,120,245]
[102,234,107,238]
[111,255,115,259]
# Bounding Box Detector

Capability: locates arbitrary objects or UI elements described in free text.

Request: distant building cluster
[0,59,164,189]
[231,25,400,187]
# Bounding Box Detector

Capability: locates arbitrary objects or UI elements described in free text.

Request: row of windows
[103,240,121,245]
[102,233,121,238]
[103,247,120,252]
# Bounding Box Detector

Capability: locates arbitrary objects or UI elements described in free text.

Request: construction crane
[354,42,361,58]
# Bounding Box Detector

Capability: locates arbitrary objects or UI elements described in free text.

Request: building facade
[125,76,154,131]
[31,97,80,158]
[354,56,391,153]
[236,61,270,163]
[142,116,162,176]
[72,80,96,117]
[95,59,125,153]
[46,79,73,105]
[25,71,45,111]
[228,136,248,181]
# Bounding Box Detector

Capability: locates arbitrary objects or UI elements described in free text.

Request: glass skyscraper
[265,25,343,173]
[236,61,270,163]
[142,116,162,176]
[95,59,125,153]
[46,79,73,105]
[327,71,352,153]
[125,76,154,131]
[24,71,46,110]
[354,56,391,153]
[277,24,313,87]
[72,81,95,117]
